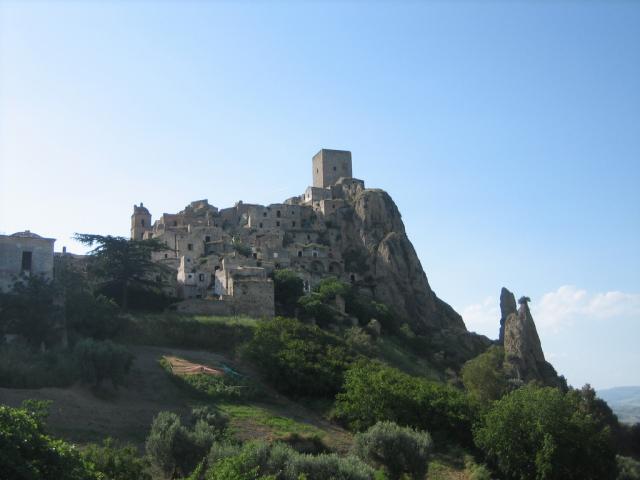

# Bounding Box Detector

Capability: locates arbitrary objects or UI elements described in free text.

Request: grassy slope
[0,313,479,479]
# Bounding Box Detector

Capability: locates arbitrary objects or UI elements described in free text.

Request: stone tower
[312,149,352,188]
[131,203,151,240]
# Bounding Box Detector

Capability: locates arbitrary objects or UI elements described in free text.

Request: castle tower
[131,203,151,240]
[312,149,352,188]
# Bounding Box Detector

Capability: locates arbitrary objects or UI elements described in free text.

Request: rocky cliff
[500,288,565,388]
[336,186,466,333]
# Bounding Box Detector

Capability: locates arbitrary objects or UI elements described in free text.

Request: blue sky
[1,1,638,389]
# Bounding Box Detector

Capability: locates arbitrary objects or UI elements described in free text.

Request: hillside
[598,386,640,425]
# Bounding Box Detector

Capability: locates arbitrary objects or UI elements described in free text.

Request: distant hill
[598,386,640,425]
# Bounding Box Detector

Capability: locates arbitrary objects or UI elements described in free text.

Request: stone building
[0,231,55,292]
[131,148,362,318]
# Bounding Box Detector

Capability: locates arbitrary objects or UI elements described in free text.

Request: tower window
[292,221,296,227]
[188,243,193,251]
[259,222,263,228]
[164,253,168,259]
[21,251,32,272]
[205,236,211,242]
[263,212,267,217]
[276,210,281,218]
[298,251,302,257]
[199,274,205,281]
[276,221,280,227]
[141,219,145,226]
[173,221,178,226]
[333,166,336,171]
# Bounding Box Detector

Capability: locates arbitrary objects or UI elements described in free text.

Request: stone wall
[312,149,352,188]
[0,232,55,292]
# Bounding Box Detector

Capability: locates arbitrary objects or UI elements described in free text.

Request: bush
[273,269,304,317]
[618,456,640,480]
[242,317,355,397]
[335,360,473,444]
[0,343,79,388]
[74,338,133,388]
[474,384,617,480]
[146,408,227,478]
[204,440,376,480]
[82,438,151,480]
[0,404,99,480]
[352,421,432,480]
[461,346,508,405]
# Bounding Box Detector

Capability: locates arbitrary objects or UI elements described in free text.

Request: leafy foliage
[273,269,304,317]
[74,233,169,310]
[352,421,432,480]
[66,291,125,341]
[0,404,99,480]
[618,456,640,480]
[145,408,228,478]
[242,317,355,397]
[473,384,617,480]
[82,438,151,480]
[205,440,376,480]
[73,338,133,388]
[334,360,473,444]
[461,346,508,405]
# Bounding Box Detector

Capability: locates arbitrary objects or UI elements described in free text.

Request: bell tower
[131,203,152,240]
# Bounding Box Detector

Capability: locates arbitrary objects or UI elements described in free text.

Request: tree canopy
[74,233,168,310]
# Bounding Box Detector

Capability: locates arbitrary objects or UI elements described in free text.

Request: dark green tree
[461,346,508,406]
[0,404,99,480]
[0,275,62,348]
[74,233,168,310]
[474,384,617,480]
[272,269,304,317]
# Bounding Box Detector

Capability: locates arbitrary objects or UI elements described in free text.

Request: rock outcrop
[501,290,565,388]
[498,287,517,344]
[336,187,466,333]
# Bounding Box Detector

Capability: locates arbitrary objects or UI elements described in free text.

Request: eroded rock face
[502,294,564,388]
[499,287,517,344]
[337,187,466,333]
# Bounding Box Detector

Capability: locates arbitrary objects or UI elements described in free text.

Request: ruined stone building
[0,231,55,292]
[131,148,469,335]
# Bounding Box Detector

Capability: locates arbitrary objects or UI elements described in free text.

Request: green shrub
[0,404,99,480]
[334,360,473,444]
[242,317,355,397]
[474,384,617,480]
[74,338,133,388]
[461,346,508,405]
[352,421,432,480]
[0,343,79,388]
[618,456,640,480]
[146,408,227,477]
[204,440,375,480]
[82,438,151,480]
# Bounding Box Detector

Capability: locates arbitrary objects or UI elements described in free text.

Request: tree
[353,421,432,480]
[461,346,508,405]
[0,275,62,348]
[74,233,168,310]
[242,317,354,397]
[335,360,473,444]
[474,384,617,480]
[273,269,304,317]
[0,404,99,480]
[74,339,133,388]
